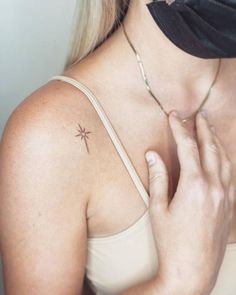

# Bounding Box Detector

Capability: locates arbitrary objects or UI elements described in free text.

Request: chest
[86,97,236,243]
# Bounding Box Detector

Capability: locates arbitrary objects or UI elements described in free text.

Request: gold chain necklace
[121,22,222,124]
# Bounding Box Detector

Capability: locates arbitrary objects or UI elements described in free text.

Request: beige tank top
[49,75,236,295]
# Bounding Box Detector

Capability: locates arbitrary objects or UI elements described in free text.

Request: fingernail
[170,110,179,117]
[200,109,208,119]
[145,152,156,165]
[210,126,216,134]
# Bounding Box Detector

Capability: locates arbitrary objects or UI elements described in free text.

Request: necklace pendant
[181,118,189,124]
[181,112,197,124]
[181,117,192,124]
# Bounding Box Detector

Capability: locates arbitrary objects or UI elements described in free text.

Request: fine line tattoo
[75,123,92,154]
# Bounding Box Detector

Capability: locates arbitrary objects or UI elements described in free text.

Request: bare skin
[0,0,236,294]
[63,0,236,243]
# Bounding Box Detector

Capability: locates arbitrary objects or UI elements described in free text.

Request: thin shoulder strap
[48,75,150,207]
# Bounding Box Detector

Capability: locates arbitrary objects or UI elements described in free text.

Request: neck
[122,0,221,87]
[69,0,226,115]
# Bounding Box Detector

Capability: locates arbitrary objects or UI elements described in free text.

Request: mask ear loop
[153,0,175,4]
[166,0,175,5]
[153,0,176,6]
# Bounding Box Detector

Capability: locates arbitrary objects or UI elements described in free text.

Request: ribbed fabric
[48,75,236,295]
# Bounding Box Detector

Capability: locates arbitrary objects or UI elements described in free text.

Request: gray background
[0,0,76,292]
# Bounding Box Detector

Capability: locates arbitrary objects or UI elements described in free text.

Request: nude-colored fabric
[49,75,236,295]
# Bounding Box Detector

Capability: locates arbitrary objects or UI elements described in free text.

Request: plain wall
[0,0,76,293]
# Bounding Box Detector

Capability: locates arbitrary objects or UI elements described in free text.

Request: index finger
[168,111,202,177]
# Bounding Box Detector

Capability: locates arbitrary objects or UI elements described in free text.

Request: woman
[0,0,236,294]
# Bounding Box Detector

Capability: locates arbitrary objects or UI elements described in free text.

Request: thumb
[145,151,169,212]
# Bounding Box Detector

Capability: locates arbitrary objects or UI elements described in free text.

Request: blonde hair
[64,0,130,71]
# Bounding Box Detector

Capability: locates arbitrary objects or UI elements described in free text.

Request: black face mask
[146,0,236,59]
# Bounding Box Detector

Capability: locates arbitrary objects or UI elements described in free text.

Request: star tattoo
[75,123,92,154]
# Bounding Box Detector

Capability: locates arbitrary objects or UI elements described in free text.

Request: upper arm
[0,84,92,294]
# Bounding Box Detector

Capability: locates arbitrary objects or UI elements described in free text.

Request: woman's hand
[145,110,235,295]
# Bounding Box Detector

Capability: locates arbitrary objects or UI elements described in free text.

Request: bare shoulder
[1,78,103,192]
[0,78,103,293]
